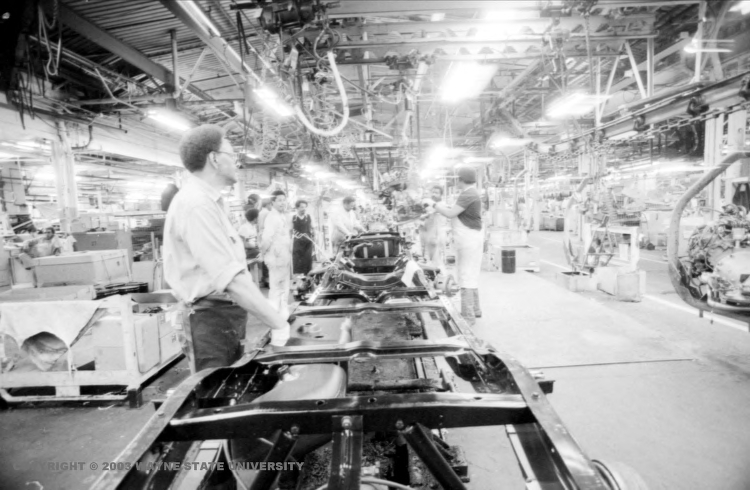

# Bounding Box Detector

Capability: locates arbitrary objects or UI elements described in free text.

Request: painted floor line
[539,259,749,333]
[643,294,748,332]
[534,236,563,243]
[541,259,568,270]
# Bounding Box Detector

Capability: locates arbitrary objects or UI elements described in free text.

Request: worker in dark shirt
[433,167,484,325]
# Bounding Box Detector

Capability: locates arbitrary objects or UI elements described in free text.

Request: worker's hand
[269,323,291,346]
[421,198,436,214]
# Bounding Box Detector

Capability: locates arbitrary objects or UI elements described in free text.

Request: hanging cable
[294,51,349,137]
[38,1,62,77]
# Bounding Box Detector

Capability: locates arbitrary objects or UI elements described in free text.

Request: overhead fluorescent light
[440,62,497,103]
[182,1,222,37]
[490,137,529,149]
[730,1,750,15]
[431,12,445,21]
[684,40,732,53]
[147,111,191,132]
[546,93,609,119]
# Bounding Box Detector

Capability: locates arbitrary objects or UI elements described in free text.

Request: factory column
[50,121,79,233]
[724,109,749,205]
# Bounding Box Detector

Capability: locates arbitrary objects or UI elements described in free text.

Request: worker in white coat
[329,195,365,253]
[261,190,292,320]
[433,167,484,325]
[419,185,447,269]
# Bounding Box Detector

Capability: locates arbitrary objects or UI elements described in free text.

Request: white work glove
[270,325,291,346]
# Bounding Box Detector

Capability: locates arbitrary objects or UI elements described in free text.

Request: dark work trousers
[184,303,247,373]
[293,239,314,275]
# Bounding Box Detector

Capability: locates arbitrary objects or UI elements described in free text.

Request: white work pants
[452,217,483,288]
[266,257,290,320]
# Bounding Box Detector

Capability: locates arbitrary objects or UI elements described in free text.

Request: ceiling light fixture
[147,111,191,132]
[440,62,497,103]
[182,1,222,37]
[546,93,609,119]
[730,1,750,15]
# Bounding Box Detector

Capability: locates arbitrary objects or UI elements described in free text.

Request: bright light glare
[245,151,260,159]
[730,1,750,15]
[490,137,529,148]
[254,87,294,118]
[440,63,497,103]
[426,145,463,168]
[684,39,732,53]
[546,93,608,119]
[148,112,191,132]
[431,12,445,21]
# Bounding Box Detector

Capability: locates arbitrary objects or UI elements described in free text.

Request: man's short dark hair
[247,193,260,206]
[271,190,286,201]
[457,167,477,184]
[295,199,308,209]
[343,196,356,205]
[245,208,259,222]
[178,124,224,172]
[44,227,55,234]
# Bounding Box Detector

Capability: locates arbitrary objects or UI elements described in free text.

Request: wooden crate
[0,294,182,407]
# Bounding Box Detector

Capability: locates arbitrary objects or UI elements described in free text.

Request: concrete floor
[1,231,750,489]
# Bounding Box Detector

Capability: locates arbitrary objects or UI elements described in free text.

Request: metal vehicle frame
[92,293,617,490]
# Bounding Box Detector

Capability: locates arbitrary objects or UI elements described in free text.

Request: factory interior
[1,0,750,489]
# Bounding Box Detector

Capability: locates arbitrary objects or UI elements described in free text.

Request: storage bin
[33,250,131,287]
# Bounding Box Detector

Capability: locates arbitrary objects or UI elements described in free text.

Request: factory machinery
[296,231,453,305]
[92,232,646,490]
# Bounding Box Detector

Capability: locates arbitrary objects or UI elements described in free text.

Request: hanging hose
[38,2,62,77]
[294,51,349,137]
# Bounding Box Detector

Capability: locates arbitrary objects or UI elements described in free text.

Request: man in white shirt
[257,198,273,287]
[419,186,447,268]
[329,195,365,253]
[163,125,289,373]
[261,190,293,320]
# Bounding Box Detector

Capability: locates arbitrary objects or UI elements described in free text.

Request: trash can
[501,249,516,273]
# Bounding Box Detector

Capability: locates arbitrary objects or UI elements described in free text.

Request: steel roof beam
[58,4,214,100]
[159,0,263,84]
[329,0,700,17]
[312,16,654,38]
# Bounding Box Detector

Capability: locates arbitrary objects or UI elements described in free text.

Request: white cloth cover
[452,217,484,288]
[0,301,101,371]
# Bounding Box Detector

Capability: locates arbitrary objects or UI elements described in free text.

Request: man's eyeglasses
[213,150,242,165]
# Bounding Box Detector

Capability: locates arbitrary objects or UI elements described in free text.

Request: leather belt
[192,295,236,309]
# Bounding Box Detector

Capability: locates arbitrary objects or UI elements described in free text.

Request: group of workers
[164,124,485,374]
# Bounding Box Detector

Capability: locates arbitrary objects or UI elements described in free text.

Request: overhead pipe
[293,51,349,137]
[532,70,750,154]
[667,151,750,318]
